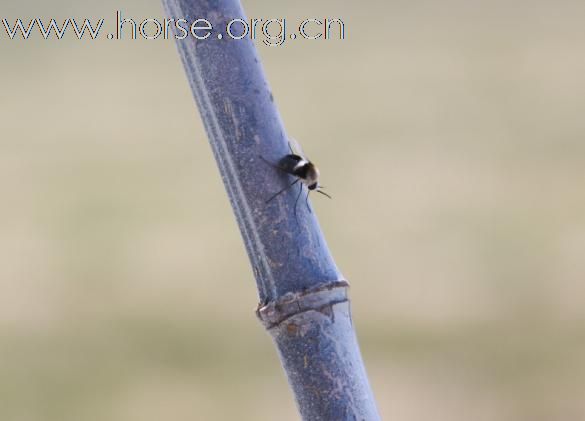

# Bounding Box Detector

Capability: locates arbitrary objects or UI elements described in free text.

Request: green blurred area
[1,0,585,420]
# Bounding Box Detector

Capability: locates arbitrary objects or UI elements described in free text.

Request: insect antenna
[316,189,332,199]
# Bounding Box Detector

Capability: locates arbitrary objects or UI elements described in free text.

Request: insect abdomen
[278,154,304,174]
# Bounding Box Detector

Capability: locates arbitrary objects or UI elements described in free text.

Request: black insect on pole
[162,0,380,419]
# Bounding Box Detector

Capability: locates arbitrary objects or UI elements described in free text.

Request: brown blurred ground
[1,0,585,420]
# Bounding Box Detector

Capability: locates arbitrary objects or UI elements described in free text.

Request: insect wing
[288,137,308,159]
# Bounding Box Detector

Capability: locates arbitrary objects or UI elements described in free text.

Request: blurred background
[1,0,585,420]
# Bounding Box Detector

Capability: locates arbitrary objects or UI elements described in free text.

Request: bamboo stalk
[162,1,380,419]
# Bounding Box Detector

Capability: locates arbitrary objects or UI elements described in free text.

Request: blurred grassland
[1,0,585,420]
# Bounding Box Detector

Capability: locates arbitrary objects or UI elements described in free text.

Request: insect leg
[293,182,303,226]
[259,155,290,173]
[305,189,312,213]
[266,178,300,203]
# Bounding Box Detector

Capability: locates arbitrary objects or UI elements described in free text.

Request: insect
[261,140,331,221]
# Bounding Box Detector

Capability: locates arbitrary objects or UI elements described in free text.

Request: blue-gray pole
[162,1,380,419]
